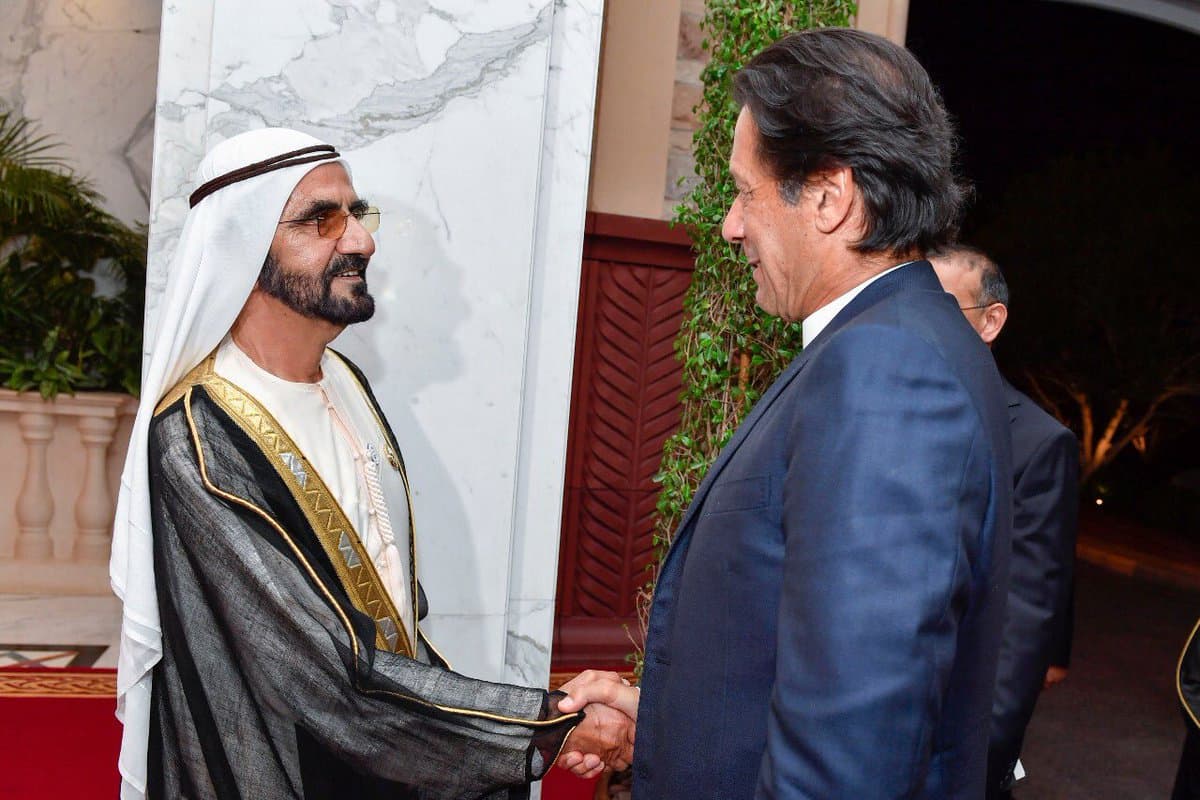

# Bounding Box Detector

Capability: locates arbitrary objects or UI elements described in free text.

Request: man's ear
[979,302,1008,345]
[811,165,856,235]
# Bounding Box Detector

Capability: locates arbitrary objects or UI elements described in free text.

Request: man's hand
[554,670,640,779]
[559,700,635,779]
[1043,665,1069,689]
[558,670,640,719]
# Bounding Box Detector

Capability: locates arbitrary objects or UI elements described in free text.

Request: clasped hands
[554,670,641,779]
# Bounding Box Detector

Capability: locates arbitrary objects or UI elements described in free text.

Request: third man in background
[930,244,1079,800]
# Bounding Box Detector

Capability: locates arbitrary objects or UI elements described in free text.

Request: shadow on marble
[335,204,485,630]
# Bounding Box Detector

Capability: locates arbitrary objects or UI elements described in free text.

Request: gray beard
[257,252,375,325]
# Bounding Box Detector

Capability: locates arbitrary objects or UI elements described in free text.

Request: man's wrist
[528,690,584,780]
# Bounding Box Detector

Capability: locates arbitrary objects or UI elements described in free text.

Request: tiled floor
[0,593,121,668]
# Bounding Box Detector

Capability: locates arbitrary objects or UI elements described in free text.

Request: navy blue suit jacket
[987,384,1078,794]
[634,262,1013,799]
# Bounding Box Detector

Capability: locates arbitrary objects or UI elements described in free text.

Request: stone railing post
[0,389,136,594]
[15,411,55,560]
[75,414,120,562]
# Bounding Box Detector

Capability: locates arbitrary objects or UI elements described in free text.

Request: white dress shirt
[800,262,912,347]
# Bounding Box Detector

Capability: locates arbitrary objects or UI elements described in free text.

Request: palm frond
[0,164,88,228]
[0,110,128,260]
[0,108,146,397]
[0,108,72,172]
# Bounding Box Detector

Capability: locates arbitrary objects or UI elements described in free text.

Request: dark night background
[907,0,1200,225]
[906,0,1200,534]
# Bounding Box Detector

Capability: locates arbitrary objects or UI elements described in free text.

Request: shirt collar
[800,262,913,347]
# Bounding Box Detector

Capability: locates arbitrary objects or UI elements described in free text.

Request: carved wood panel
[553,213,694,668]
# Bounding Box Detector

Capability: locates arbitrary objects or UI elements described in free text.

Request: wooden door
[552,213,695,669]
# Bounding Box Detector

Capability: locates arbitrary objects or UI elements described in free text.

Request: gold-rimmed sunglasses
[279,206,381,239]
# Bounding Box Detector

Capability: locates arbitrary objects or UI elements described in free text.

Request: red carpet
[542,767,601,800]
[0,668,120,799]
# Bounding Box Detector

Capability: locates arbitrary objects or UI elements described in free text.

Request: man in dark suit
[625,30,1013,799]
[930,245,1079,799]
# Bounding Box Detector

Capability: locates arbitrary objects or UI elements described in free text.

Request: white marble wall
[0,0,160,225]
[147,0,604,689]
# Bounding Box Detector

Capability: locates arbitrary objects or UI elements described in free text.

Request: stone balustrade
[0,389,137,595]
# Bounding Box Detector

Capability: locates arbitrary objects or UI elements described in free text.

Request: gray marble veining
[1,0,161,225]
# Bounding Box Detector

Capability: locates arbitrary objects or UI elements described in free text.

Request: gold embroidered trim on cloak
[155,356,217,416]
[164,353,412,658]
[327,349,421,651]
[419,628,453,671]
[1178,617,1200,730]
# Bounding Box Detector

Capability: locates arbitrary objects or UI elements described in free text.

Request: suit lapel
[660,262,945,564]
[668,347,813,543]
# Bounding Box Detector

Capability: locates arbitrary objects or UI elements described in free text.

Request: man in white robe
[111,128,632,800]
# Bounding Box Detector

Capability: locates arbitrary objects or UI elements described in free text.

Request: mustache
[324,254,370,279]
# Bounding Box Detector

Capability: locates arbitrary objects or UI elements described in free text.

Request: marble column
[147,0,605,690]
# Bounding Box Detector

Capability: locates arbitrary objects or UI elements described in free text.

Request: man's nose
[338,213,377,257]
[721,196,744,244]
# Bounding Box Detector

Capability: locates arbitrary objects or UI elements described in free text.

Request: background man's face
[260,162,377,325]
[722,108,822,322]
[930,257,1006,345]
[932,260,984,330]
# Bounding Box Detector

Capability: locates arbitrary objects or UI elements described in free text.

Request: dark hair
[928,243,1010,307]
[732,28,968,255]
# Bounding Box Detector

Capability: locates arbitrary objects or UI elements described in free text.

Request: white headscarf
[110,128,344,800]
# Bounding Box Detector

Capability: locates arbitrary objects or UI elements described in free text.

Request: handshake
[553,670,642,779]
